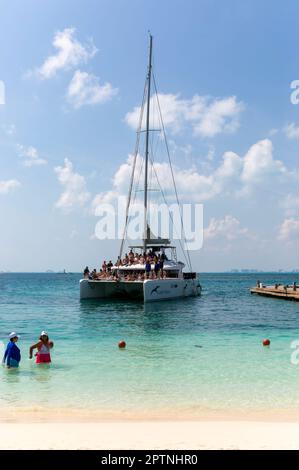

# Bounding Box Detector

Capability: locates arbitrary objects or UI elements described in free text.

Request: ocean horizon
[1,271,299,274]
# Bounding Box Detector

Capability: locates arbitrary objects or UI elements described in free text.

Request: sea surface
[1,272,299,416]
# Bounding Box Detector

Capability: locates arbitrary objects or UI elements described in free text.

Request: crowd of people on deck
[83,249,168,281]
[256,280,298,291]
[116,248,167,267]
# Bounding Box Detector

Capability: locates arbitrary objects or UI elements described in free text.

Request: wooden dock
[250,285,299,301]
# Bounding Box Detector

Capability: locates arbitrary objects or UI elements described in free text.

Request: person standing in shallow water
[2,332,21,368]
[29,331,54,364]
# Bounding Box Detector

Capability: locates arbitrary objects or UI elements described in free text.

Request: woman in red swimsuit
[29,331,54,364]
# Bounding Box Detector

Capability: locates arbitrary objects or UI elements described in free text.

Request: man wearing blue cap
[2,332,21,368]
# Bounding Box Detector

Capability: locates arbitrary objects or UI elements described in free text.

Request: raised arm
[29,342,40,359]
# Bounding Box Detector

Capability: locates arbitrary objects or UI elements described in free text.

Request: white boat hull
[80,278,201,302]
[143,278,201,301]
[80,279,144,300]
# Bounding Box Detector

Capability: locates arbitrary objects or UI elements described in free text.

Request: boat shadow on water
[78,296,202,334]
[79,294,201,310]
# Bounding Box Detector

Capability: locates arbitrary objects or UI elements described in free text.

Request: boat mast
[143,34,153,254]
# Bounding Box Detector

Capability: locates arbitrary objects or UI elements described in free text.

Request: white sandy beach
[1,415,299,449]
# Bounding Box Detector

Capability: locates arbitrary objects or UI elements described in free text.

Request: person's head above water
[40,330,49,341]
[9,332,19,342]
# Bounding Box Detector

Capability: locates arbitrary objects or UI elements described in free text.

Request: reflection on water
[2,366,21,383]
[78,296,202,335]
[30,364,52,384]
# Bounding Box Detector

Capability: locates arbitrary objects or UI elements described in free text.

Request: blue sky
[1,0,299,272]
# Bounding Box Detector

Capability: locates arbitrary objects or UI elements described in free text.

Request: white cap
[9,332,19,339]
[40,331,48,336]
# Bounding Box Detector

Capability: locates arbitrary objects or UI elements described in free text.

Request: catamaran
[80,35,201,302]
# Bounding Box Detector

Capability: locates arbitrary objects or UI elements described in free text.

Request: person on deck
[128,250,134,263]
[107,260,113,272]
[145,258,151,279]
[154,257,160,278]
[92,269,98,279]
[159,256,164,277]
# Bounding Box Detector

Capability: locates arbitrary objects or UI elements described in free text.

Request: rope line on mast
[152,71,194,273]
[143,34,153,253]
[119,78,147,260]
[131,140,145,207]
[148,151,191,270]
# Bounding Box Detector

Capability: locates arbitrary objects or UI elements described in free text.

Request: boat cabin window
[165,270,179,278]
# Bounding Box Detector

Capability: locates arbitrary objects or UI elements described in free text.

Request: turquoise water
[1,272,299,414]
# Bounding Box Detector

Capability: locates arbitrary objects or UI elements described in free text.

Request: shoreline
[3,406,299,423]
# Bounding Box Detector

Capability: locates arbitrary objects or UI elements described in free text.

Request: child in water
[29,331,54,364]
[2,332,21,368]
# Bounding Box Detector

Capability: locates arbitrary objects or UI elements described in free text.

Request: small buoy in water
[263,338,270,346]
[118,340,126,349]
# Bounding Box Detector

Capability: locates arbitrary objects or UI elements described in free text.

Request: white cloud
[125,93,244,138]
[194,96,243,137]
[241,139,286,185]
[206,146,215,162]
[96,153,217,204]
[168,140,193,157]
[17,144,47,167]
[95,139,290,207]
[92,138,296,217]
[67,70,118,108]
[54,158,90,211]
[204,215,249,241]
[284,123,299,139]
[278,218,299,241]
[91,190,119,212]
[29,27,97,79]
[0,179,20,194]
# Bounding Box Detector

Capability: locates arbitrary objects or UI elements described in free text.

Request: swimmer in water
[29,331,54,364]
[3,332,21,368]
